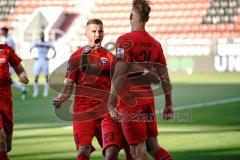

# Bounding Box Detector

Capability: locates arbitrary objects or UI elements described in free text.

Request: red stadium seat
[1,0,239,51]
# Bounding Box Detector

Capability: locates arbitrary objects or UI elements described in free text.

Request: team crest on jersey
[100,57,109,65]
[0,58,6,63]
[116,48,124,58]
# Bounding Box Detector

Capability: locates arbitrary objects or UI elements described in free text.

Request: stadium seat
[1,0,239,51]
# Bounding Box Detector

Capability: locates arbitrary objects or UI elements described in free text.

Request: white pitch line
[174,97,240,111]
[62,97,240,129]
[62,126,73,129]
[155,97,240,114]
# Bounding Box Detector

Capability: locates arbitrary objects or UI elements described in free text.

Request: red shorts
[0,87,12,112]
[0,111,13,138]
[101,114,126,153]
[73,117,103,149]
[118,104,158,145]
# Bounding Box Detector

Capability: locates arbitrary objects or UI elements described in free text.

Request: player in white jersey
[1,27,27,100]
[30,32,56,97]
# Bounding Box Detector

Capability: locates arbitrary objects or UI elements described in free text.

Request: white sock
[43,82,48,97]
[33,82,38,97]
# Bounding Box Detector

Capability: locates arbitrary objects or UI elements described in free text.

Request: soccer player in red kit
[108,0,174,159]
[52,19,132,160]
[0,44,29,159]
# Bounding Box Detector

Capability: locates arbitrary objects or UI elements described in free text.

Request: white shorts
[33,60,49,76]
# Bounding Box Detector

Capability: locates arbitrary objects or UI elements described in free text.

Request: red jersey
[66,46,115,114]
[0,44,21,82]
[0,44,22,111]
[115,30,167,107]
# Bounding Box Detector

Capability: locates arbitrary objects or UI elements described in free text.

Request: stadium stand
[0,0,239,73]
[7,0,73,29]
[1,0,239,43]
[203,0,240,24]
[69,0,240,40]
[0,0,17,28]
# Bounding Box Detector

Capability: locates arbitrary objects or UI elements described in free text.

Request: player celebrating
[108,0,174,160]
[80,43,133,160]
[1,27,27,100]
[0,43,29,159]
[30,32,56,97]
[52,19,133,160]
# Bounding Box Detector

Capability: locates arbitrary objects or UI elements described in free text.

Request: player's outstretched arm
[13,64,29,84]
[52,78,74,108]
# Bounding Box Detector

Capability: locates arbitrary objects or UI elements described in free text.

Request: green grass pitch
[9,73,240,160]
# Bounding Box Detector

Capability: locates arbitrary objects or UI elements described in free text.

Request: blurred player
[108,0,174,159]
[1,27,27,100]
[30,32,56,97]
[0,43,29,159]
[52,19,133,160]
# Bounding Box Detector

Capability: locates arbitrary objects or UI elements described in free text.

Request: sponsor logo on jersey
[100,57,109,65]
[116,48,124,58]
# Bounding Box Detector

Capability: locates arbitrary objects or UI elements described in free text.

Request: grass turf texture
[9,73,240,160]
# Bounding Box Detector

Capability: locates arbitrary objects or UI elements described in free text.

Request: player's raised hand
[19,72,29,84]
[162,105,174,120]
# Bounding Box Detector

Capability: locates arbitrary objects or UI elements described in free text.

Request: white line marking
[174,97,240,111]
[62,126,73,129]
[62,97,240,129]
[155,97,240,114]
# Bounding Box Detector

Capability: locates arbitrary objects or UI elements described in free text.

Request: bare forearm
[59,87,72,101]
[13,64,26,76]
[13,64,29,84]
[161,73,172,102]
[155,66,173,105]
[112,74,126,96]
[164,92,172,105]
[59,79,74,102]
[161,75,172,95]
[108,75,125,108]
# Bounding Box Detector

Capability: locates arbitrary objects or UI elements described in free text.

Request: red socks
[0,151,9,160]
[154,148,173,160]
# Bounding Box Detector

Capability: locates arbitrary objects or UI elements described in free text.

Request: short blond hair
[86,19,103,26]
[132,0,151,22]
